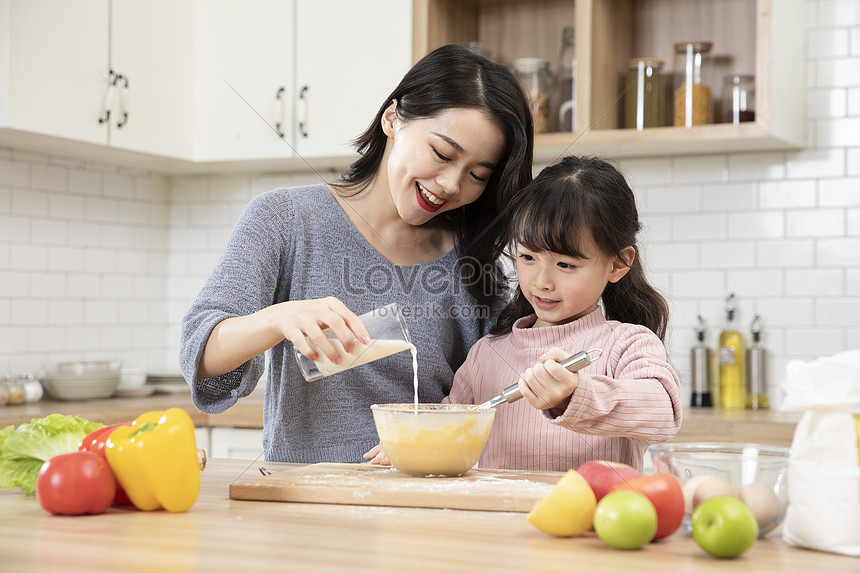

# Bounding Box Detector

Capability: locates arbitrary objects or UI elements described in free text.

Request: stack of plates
[41,361,121,401]
[146,372,190,394]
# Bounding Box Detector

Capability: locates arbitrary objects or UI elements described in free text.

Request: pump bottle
[718,293,746,409]
[746,314,769,410]
[690,315,712,407]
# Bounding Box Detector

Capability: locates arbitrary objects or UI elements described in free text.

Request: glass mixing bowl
[649,442,789,535]
[371,404,495,477]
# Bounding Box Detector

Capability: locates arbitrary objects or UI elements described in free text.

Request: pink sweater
[446,309,682,473]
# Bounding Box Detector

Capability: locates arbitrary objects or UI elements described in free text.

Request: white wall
[1,0,858,409]
[0,149,171,374]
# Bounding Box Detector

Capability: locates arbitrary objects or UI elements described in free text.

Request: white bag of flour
[781,350,860,557]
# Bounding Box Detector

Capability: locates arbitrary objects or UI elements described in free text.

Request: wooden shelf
[413,0,805,160]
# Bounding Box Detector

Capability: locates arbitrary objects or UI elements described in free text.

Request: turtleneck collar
[510,308,607,348]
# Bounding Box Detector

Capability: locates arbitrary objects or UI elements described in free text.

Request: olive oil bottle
[718,293,746,409]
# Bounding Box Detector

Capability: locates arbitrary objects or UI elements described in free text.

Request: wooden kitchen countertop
[0,384,265,429]
[1,458,854,572]
[1,388,801,447]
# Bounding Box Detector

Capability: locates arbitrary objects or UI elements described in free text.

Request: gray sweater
[180,185,498,462]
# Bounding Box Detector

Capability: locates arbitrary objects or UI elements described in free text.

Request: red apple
[575,460,642,501]
[610,472,685,540]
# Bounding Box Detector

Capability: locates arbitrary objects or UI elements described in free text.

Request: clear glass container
[513,57,552,134]
[556,26,576,132]
[5,375,25,405]
[625,57,663,130]
[673,41,713,127]
[722,74,756,124]
[0,376,9,407]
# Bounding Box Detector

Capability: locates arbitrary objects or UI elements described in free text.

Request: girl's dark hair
[491,155,670,340]
[332,44,534,305]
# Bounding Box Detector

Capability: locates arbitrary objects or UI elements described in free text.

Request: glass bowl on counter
[371,403,495,477]
[648,442,789,536]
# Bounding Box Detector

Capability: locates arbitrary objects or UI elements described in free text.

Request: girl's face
[381,103,506,226]
[515,235,634,328]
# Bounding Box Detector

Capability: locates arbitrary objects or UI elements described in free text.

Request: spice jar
[673,42,712,127]
[625,58,663,130]
[6,375,25,405]
[722,74,755,124]
[556,26,576,132]
[513,58,552,134]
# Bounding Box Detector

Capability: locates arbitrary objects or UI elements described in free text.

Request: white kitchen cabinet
[293,0,412,159]
[108,0,195,158]
[0,0,108,146]
[194,0,412,165]
[209,427,264,460]
[0,0,194,159]
[193,0,296,162]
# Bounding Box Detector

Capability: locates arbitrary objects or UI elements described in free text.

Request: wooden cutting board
[229,462,564,512]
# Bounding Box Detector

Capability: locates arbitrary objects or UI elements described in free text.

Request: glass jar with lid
[673,41,713,127]
[625,57,664,130]
[513,57,552,134]
[722,74,755,124]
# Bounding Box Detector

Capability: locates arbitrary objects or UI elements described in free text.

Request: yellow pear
[527,469,597,537]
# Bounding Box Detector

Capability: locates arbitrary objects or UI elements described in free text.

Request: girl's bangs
[512,189,588,259]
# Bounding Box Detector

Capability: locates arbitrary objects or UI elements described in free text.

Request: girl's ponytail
[601,254,669,342]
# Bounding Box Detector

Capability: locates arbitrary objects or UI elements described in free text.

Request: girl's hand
[363,443,390,466]
[273,297,371,366]
[518,347,580,411]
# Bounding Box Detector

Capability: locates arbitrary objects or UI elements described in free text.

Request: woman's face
[381,103,506,226]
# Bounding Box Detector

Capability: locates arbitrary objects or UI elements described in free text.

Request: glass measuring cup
[295,302,413,381]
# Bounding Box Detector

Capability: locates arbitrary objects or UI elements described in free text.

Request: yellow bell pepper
[105,407,201,513]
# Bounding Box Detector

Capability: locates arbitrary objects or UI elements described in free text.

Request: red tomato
[36,451,116,516]
[609,472,684,540]
[79,422,133,505]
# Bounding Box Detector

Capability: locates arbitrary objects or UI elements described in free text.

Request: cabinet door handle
[98,69,118,124]
[115,74,129,129]
[297,85,309,138]
[274,86,286,138]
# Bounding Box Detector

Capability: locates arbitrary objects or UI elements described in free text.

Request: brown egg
[682,475,713,514]
[739,482,782,535]
[692,477,737,509]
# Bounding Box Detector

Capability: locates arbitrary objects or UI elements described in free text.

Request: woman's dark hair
[491,155,670,340]
[332,44,534,305]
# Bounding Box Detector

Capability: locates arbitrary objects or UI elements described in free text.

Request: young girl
[369,156,681,472]
[180,44,534,464]
[458,155,681,472]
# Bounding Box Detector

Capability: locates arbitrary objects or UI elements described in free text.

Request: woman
[180,44,534,463]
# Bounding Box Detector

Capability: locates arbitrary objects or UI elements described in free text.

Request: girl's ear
[608,246,636,283]
[381,99,398,136]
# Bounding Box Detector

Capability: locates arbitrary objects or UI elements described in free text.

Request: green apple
[691,496,759,558]
[593,490,658,550]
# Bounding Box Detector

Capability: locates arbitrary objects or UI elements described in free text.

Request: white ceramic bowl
[649,442,789,535]
[119,368,147,389]
[41,361,121,400]
[371,403,495,477]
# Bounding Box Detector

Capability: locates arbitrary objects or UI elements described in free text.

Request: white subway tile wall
[1,1,859,410]
[0,149,171,374]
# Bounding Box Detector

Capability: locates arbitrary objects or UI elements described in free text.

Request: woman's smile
[416,183,445,211]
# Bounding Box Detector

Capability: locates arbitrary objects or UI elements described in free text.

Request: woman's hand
[273,297,370,366]
[518,347,579,412]
[363,443,390,466]
[198,297,370,379]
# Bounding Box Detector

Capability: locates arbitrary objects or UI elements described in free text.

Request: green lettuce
[0,414,103,495]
